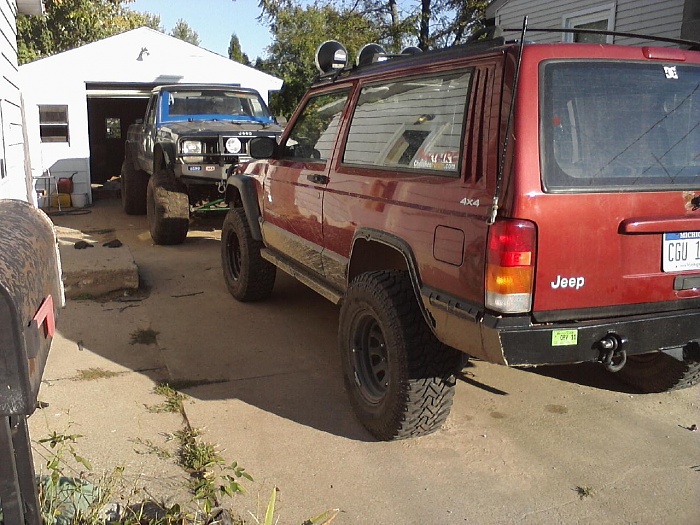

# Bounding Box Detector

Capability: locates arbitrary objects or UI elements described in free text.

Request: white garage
[19,27,282,205]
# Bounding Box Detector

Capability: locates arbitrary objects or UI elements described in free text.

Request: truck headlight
[225,137,242,154]
[182,140,202,155]
[181,140,203,163]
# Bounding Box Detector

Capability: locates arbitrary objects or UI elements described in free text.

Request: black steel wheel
[221,207,276,301]
[351,312,391,405]
[146,166,189,245]
[614,348,700,393]
[339,270,465,441]
[120,150,148,215]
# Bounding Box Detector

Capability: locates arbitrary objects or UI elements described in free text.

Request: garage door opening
[86,86,151,185]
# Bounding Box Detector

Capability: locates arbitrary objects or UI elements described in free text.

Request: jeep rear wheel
[120,151,148,215]
[146,167,189,245]
[221,207,276,301]
[339,270,464,440]
[614,349,700,393]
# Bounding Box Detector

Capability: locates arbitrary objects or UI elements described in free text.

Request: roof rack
[312,36,509,85]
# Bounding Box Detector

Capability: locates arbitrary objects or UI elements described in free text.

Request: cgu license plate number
[663,232,700,272]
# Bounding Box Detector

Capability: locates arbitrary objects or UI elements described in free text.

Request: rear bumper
[488,307,700,366]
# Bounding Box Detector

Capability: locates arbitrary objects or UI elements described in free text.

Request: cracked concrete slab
[55,225,139,299]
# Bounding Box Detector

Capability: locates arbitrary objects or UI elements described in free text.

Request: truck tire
[120,152,148,215]
[615,350,700,393]
[221,207,276,301]
[339,270,464,440]
[146,167,189,245]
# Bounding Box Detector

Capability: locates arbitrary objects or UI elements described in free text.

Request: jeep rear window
[541,61,700,191]
[343,70,472,175]
[160,90,274,123]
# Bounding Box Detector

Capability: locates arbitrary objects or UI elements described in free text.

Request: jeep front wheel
[614,349,700,393]
[120,151,148,215]
[221,207,276,301]
[339,270,464,440]
[146,167,189,245]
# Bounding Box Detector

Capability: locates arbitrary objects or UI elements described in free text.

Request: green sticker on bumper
[552,329,578,346]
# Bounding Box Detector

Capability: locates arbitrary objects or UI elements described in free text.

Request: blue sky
[129,0,272,59]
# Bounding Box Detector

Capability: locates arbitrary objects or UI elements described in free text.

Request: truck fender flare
[349,228,434,330]
[226,174,263,241]
[154,142,177,172]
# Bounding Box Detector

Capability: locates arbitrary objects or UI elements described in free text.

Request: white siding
[0,0,31,202]
[493,0,685,47]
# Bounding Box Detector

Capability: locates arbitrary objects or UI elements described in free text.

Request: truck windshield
[541,61,700,192]
[160,90,274,123]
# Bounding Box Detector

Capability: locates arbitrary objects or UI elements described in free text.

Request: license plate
[663,232,700,272]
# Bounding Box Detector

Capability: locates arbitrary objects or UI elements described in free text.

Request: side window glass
[146,95,157,127]
[343,70,472,176]
[284,89,350,161]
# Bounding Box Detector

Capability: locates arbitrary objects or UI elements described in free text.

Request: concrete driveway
[31,198,700,524]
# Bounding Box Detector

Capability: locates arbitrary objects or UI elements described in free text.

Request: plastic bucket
[70,193,88,208]
[50,193,71,208]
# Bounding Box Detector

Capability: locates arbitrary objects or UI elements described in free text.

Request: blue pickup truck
[120,84,282,244]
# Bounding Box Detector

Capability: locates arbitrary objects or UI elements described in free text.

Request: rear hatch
[522,49,700,322]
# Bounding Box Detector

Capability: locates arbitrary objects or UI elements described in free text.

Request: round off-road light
[225,137,242,154]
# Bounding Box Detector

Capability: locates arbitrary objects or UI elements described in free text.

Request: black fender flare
[154,141,177,172]
[349,228,434,330]
[226,174,263,241]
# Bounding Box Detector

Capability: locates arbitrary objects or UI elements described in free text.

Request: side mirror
[249,137,277,159]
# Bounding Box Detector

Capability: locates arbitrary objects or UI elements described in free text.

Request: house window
[563,3,616,44]
[105,117,121,139]
[39,105,69,143]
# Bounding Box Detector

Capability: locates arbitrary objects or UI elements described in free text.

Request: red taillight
[486,219,537,313]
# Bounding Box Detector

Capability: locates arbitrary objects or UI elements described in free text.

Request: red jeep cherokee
[221,33,700,440]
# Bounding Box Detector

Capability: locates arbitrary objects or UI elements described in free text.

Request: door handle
[307,174,329,184]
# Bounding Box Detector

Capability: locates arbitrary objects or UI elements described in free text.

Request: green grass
[74,367,121,381]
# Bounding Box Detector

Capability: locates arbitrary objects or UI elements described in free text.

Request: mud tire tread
[221,207,276,301]
[339,270,464,441]
[615,351,700,393]
[120,151,148,215]
[147,167,189,245]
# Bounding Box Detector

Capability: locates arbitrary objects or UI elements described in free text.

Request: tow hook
[598,333,627,373]
[217,181,227,194]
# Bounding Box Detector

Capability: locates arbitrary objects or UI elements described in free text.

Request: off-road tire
[221,207,276,301]
[339,270,465,441]
[615,350,700,393]
[120,151,148,215]
[146,167,189,245]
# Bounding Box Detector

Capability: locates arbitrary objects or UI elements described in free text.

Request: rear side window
[343,70,472,175]
[283,89,350,161]
[542,61,700,191]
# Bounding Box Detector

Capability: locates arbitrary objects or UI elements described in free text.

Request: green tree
[17,0,161,65]
[248,0,487,115]
[256,3,382,117]
[228,33,250,65]
[333,0,488,50]
[170,18,200,46]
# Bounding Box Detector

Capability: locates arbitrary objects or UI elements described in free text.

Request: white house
[0,0,43,202]
[19,27,283,205]
[485,0,698,47]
